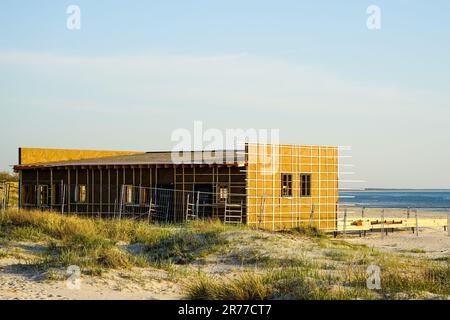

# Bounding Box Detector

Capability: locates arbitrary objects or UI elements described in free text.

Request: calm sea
[339,191,450,211]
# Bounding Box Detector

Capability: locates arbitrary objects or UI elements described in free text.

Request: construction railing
[118,185,246,223]
[335,205,450,237]
[1,182,11,211]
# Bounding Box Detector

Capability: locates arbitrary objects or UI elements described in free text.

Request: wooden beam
[108,168,111,215]
[99,168,103,217]
[68,168,71,213]
[75,168,78,213]
[50,168,53,210]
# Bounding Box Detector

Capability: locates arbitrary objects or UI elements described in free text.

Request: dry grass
[1,208,449,299]
[0,209,231,275]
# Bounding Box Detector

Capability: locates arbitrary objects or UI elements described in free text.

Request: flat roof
[14,150,245,170]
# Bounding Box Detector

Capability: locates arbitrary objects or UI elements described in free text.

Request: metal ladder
[224,199,243,224]
[185,192,199,221]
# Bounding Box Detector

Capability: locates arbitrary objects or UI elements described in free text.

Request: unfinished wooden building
[13,143,339,231]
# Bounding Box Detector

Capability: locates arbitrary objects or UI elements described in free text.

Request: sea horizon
[340,190,450,210]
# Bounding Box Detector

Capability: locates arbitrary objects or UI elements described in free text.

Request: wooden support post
[361,206,365,218]
[50,169,53,210]
[75,169,78,214]
[173,166,177,222]
[92,168,95,217]
[67,168,71,213]
[115,169,119,218]
[381,209,385,239]
[148,195,153,224]
[196,191,200,219]
[149,167,152,188]
[212,166,215,218]
[447,209,450,236]
[1,182,4,212]
[415,210,419,237]
[61,179,65,214]
[182,166,185,222]
[18,171,22,209]
[36,170,39,209]
[118,185,124,220]
[407,207,410,219]
[99,169,103,218]
[185,193,189,221]
[108,169,111,216]
[343,208,347,236]
[86,169,90,214]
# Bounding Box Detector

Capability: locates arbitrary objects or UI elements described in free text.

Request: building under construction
[13,143,339,231]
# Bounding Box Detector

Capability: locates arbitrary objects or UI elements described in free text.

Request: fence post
[447,209,450,236]
[118,185,124,220]
[406,207,410,219]
[415,210,419,237]
[259,194,266,226]
[185,193,190,221]
[381,209,385,239]
[195,191,200,219]
[343,208,347,236]
[148,195,153,224]
[61,184,66,215]
[1,182,5,213]
[361,206,365,218]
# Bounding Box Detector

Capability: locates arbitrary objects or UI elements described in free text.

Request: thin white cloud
[1,50,442,116]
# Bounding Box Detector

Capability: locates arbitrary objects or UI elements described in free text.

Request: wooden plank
[335,218,448,232]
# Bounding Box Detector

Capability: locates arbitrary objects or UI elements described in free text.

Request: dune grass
[1,208,449,299]
[281,225,327,239]
[0,209,230,275]
[186,268,376,300]
[186,237,450,300]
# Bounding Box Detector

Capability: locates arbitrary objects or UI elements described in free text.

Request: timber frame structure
[13,143,339,231]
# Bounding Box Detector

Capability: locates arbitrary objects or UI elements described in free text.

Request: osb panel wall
[19,148,144,165]
[246,143,338,231]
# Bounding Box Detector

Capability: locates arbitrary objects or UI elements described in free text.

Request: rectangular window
[218,186,228,202]
[76,185,87,203]
[281,173,292,197]
[300,174,311,197]
[124,185,134,204]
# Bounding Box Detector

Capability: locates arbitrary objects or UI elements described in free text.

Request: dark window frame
[281,173,293,197]
[218,185,229,203]
[300,173,312,197]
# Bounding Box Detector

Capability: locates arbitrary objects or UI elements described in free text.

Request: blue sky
[1,0,449,188]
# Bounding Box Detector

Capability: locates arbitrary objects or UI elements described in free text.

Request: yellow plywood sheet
[19,148,144,165]
[246,143,338,231]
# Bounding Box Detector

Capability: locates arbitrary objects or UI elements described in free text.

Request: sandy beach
[1,208,449,300]
[340,207,450,258]
[0,254,183,300]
